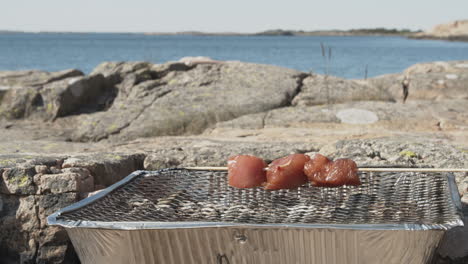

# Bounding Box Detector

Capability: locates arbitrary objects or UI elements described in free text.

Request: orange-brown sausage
[304,154,360,187]
[264,154,310,190]
[228,155,267,188]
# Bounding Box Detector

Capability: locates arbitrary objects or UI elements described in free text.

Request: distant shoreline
[409,35,468,42]
[5,29,466,42]
[0,28,419,37]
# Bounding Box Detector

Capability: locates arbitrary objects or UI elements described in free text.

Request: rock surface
[71,61,304,142]
[212,100,468,135]
[292,74,394,106]
[0,153,145,263]
[143,138,318,170]
[0,71,111,120]
[0,59,468,263]
[412,20,468,41]
[370,62,468,102]
[0,69,83,88]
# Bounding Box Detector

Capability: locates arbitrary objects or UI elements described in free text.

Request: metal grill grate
[58,169,460,226]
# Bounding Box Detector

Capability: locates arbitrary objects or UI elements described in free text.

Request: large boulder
[290,60,468,106]
[71,61,305,142]
[0,69,113,120]
[40,74,109,119]
[0,86,42,119]
[0,69,84,119]
[67,61,192,142]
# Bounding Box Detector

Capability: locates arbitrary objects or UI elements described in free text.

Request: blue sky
[1,0,467,32]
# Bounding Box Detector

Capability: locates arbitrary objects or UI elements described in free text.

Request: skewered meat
[228,155,267,188]
[264,154,310,190]
[304,154,360,187]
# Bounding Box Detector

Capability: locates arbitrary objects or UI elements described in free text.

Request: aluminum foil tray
[48,169,464,264]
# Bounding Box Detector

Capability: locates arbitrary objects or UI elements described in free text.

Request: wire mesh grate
[58,169,460,226]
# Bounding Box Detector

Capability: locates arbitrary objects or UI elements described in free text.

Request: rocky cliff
[0,58,467,263]
[412,20,468,41]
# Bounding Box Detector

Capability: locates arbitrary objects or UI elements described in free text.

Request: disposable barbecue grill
[48,168,464,264]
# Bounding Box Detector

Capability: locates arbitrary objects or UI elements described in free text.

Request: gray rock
[0,195,38,263]
[178,56,222,66]
[62,153,145,186]
[0,86,40,119]
[49,166,62,174]
[40,74,109,119]
[36,193,79,228]
[151,62,192,78]
[143,138,318,169]
[0,72,109,120]
[368,61,468,102]
[403,61,468,75]
[0,123,101,154]
[91,61,153,79]
[64,61,184,142]
[0,155,64,170]
[1,167,36,195]
[0,69,83,88]
[35,244,70,264]
[212,112,267,130]
[0,194,76,263]
[335,108,379,124]
[0,69,84,120]
[35,165,49,174]
[45,69,85,84]
[435,199,468,264]
[70,79,171,141]
[292,74,394,106]
[214,100,468,131]
[265,106,340,127]
[411,20,468,41]
[72,61,304,142]
[321,137,467,168]
[0,152,145,263]
[38,171,94,194]
[30,193,80,263]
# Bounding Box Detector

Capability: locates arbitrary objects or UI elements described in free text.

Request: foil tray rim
[47,169,465,231]
[48,219,465,231]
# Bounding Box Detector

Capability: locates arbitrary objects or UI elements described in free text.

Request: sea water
[1,33,467,79]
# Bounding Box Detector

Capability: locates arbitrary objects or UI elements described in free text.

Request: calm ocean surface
[1,33,468,79]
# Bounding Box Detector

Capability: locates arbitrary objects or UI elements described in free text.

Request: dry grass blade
[320,42,326,57]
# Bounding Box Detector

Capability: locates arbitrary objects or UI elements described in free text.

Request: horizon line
[0,27,422,35]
